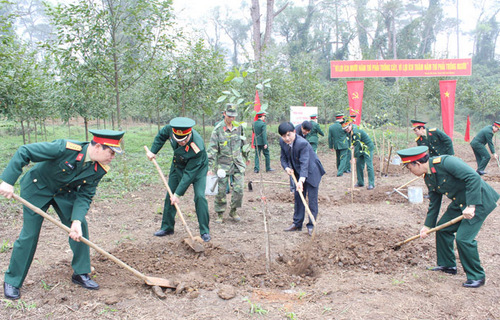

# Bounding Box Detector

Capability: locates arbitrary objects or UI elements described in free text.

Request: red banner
[251,90,261,149]
[464,115,471,142]
[331,59,472,78]
[347,81,364,125]
[440,80,457,140]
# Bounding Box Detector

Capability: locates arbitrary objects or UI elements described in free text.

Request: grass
[0,240,12,253]
[1,298,37,310]
[243,297,269,315]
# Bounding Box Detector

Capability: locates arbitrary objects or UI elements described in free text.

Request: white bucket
[391,155,402,165]
[408,186,423,204]
[205,175,218,195]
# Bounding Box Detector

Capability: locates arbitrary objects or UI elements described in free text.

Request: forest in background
[1,0,499,144]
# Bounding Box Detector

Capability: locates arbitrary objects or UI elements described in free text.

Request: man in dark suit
[278,122,326,236]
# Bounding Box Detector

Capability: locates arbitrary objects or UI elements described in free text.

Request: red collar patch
[76,153,84,161]
[431,167,436,173]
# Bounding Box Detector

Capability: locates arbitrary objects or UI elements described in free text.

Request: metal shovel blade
[184,237,205,253]
[144,276,176,288]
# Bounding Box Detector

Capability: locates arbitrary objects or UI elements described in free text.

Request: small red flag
[464,115,471,142]
[251,90,262,149]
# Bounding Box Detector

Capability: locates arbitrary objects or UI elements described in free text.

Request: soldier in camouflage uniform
[207,104,250,223]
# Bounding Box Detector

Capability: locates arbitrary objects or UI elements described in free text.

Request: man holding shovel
[207,104,250,223]
[397,146,499,288]
[146,117,211,242]
[470,121,500,175]
[0,129,125,300]
[278,122,325,236]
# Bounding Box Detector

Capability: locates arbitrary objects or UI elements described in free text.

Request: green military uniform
[1,131,124,288]
[351,126,375,188]
[398,146,499,282]
[306,115,324,153]
[470,124,497,172]
[207,106,250,220]
[415,130,454,157]
[253,111,271,172]
[328,114,350,176]
[150,118,209,236]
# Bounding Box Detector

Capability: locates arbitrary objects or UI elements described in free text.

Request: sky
[172,0,495,60]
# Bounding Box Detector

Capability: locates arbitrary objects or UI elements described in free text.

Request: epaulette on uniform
[433,157,441,164]
[98,162,110,172]
[66,141,82,151]
[190,142,200,154]
[429,128,437,131]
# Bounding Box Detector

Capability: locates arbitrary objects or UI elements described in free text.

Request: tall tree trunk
[251,0,262,62]
[27,120,31,144]
[156,104,160,132]
[21,120,26,145]
[34,121,38,142]
[84,117,89,141]
[251,0,288,62]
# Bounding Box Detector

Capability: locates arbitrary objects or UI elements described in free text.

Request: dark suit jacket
[279,135,325,187]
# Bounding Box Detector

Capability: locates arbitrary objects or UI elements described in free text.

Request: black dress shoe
[201,233,211,242]
[462,278,485,288]
[72,274,99,290]
[154,229,174,237]
[254,169,259,173]
[3,282,20,300]
[307,227,313,236]
[354,183,364,187]
[476,170,486,175]
[428,266,457,275]
[367,185,374,190]
[266,169,275,172]
[346,170,351,173]
[283,224,301,232]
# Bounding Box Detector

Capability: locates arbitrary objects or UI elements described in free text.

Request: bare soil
[1,142,500,319]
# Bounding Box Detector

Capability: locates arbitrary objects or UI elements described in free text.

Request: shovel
[144,146,205,253]
[393,215,464,250]
[11,194,175,288]
[291,174,317,237]
[387,175,423,199]
[247,180,289,191]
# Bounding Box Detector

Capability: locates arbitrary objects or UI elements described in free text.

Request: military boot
[215,213,224,224]
[229,209,241,222]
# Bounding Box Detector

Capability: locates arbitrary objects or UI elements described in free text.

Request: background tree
[47,0,178,130]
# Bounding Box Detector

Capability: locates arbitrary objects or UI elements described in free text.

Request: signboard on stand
[290,106,317,126]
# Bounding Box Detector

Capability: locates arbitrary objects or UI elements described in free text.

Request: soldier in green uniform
[470,121,500,175]
[397,146,499,288]
[253,110,274,173]
[343,119,375,189]
[0,130,125,300]
[306,114,325,153]
[411,120,454,157]
[328,113,350,176]
[207,104,250,223]
[146,117,210,242]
